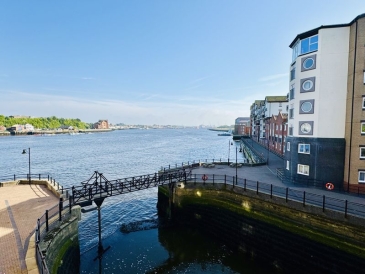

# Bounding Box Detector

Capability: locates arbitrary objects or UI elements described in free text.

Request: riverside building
[284,13,365,191]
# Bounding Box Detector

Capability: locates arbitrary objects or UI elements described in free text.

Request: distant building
[234,117,250,135]
[10,124,24,131]
[93,120,109,129]
[24,124,34,131]
[9,115,31,119]
[0,125,6,131]
[266,112,288,156]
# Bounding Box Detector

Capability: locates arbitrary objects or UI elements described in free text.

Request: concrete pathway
[0,184,59,274]
[191,138,365,205]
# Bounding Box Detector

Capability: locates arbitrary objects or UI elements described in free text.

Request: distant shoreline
[0,128,113,136]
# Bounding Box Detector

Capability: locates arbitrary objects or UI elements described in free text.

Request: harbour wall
[157,183,365,273]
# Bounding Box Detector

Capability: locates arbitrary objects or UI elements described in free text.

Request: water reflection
[81,223,272,274]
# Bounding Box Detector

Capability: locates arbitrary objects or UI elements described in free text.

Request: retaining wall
[157,183,365,273]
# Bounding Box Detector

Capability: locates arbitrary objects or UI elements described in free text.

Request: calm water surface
[0,129,270,273]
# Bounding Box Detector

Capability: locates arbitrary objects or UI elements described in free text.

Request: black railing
[68,169,190,205]
[34,195,70,274]
[187,173,365,219]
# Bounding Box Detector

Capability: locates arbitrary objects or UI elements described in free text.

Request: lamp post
[22,148,31,185]
[228,140,230,165]
[235,146,238,181]
[267,140,270,166]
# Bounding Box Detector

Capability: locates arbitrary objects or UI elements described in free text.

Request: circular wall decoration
[303,58,314,69]
[301,101,313,112]
[300,122,312,134]
[302,80,313,91]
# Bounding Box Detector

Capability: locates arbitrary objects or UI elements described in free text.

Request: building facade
[234,117,250,135]
[284,13,365,190]
[93,120,109,129]
[266,112,288,156]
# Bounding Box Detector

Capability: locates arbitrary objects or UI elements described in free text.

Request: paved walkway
[0,184,59,274]
[192,139,365,205]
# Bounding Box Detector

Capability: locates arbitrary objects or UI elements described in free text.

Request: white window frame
[360,147,365,159]
[286,160,289,170]
[287,142,290,151]
[359,171,365,183]
[297,164,309,176]
[362,122,365,134]
[298,144,310,154]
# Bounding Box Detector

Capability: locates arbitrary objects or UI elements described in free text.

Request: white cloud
[259,73,289,82]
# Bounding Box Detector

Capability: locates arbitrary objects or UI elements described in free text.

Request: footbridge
[70,167,189,207]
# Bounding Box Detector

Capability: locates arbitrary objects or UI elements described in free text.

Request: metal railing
[34,195,71,274]
[187,173,365,219]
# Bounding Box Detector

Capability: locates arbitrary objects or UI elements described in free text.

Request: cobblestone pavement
[0,184,59,274]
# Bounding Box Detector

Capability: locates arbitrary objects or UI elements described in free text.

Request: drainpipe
[347,20,358,191]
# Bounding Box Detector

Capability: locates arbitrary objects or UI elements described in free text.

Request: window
[289,85,295,100]
[363,71,365,84]
[297,164,309,176]
[363,97,365,109]
[301,54,317,72]
[298,144,310,154]
[300,77,316,93]
[286,161,290,170]
[359,171,365,183]
[287,142,290,151]
[292,40,300,61]
[362,122,365,134]
[360,147,365,159]
[299,99,315,114]
[289,108,294,119]
[302,80,313,90]
[290,67,296,81]
[299,121,314,135]
[280,125,282,130]
[289,127,293,136]
[279,103,282,107]
[276,125,278,130]
[300,35,318,55]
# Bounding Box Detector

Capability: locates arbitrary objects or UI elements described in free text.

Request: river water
[0,129,271,273]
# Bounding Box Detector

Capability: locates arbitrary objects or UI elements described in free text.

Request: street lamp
[228,140,230,165]
[235,146,238,181]
[235,146,243,184]
[228,141,233,165]
[22,148,31,185]
[267,140,270,166]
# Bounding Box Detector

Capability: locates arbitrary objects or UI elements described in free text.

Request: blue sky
[0,1,363,126]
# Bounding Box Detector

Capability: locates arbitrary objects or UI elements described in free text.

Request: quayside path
[0,183,59,274]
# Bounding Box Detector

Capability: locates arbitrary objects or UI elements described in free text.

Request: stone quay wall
[157,182,365,274]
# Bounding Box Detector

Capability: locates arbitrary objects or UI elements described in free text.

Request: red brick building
[266,112,287,156]
[93,120,109,129]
